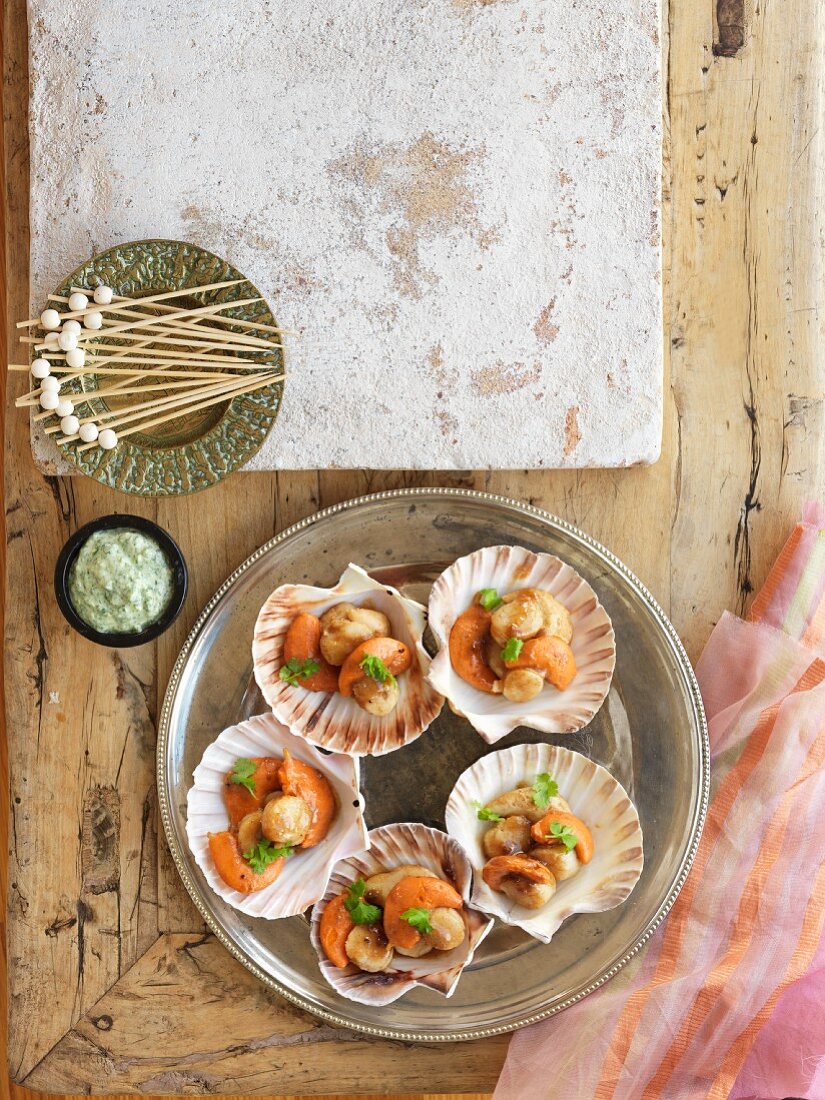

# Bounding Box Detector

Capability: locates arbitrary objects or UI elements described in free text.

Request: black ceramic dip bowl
[54,514,188,647]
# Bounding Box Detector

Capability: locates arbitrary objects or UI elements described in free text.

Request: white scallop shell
[427,545,615,742]
[252,563,444,756]
[309,823,494,1005]
[445,742,643,943]
[186,713,369,919]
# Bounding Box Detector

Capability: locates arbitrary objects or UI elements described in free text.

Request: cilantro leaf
[359,654,396,686]
[344,878,383,925]
[547,821,578,852]
[229,757,257,795]
[243,839,294,874]
[501,637,524,663]
[478,588,503,612]
[401,907,433,934]
[473,799,504,823]
[279,656,321,687]
[532,772,559,809]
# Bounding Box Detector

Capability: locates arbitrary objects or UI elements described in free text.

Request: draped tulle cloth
[495,504,825,1100]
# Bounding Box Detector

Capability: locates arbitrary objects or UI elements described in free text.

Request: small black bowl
[54,514,188,648]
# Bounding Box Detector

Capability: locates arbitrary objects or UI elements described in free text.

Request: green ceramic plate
[44,239,284,496]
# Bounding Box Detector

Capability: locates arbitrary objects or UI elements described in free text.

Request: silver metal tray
[157,489,709,1041]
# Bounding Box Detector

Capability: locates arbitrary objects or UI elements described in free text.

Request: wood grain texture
[4,0,824,1095]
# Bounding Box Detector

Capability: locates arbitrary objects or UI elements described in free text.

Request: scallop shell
[445,742,643,943]
[186,713,369,919]
[427,545,615,742]
[309,823,494,1005]
[252,563,443,756]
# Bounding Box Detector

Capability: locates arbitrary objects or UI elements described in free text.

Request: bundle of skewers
[12,278,284,453]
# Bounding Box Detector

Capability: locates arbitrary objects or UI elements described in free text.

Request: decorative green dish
[43,239,284,496]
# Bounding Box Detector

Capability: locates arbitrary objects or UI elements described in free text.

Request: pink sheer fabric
[495,506,825,1100]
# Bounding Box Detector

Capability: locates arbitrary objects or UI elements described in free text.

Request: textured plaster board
[28,0,662,472]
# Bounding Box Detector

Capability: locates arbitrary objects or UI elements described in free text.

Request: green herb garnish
[532,772,559,809]
[359,654,397,686]
[473,800,504,823]
[401,907,433,934]
[279,657,321,687]
[344,878,383,925]
[478,588,503,612]
[229,757,257,795]
[501,637,524,663]
[243,839,294,874]
[546,821,578,852]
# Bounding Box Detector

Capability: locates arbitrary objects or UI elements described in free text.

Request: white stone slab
[28,0,661,472]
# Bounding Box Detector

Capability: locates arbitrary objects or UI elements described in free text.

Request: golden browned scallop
[482,854,557,909]
[483,787,571,823]
[485,635,507,679]
[517,588,573,643]
[236,810,263,853]
[344,923,394,972]
[502,668,545,702]
[490,592,546,646]
[261,793,312,847]
[482,814,533,858]
[319,602,391,666]
[423,908,466,951]
[530,844,582,882]
[352,675,400,715]
[393,939,433,958]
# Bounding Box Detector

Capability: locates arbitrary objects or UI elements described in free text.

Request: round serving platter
[157,488,709,1041]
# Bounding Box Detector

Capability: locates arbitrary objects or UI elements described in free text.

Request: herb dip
[68,528,174,634]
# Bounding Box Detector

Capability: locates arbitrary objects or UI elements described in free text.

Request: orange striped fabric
[495,508,825,1100]
[593,665,825,1100]
[706,858,825,1100]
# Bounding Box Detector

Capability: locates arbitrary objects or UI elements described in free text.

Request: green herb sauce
[68,528,174,634]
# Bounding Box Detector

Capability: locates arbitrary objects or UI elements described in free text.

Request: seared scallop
[501,668,545,702]
[482,854,557,910]
[490,592,546,647]
[485,635,507,679]
[482,814,533,858]
[261,793,312,847]
[394,939,433,958]
[344,923,394,972]
[424,907,466,951]
[515,588,573,643]
[530,844,581,882]
[352,675,400,716]
[483,786,570,824]
[236,810,263,853]
[319,602,390,666]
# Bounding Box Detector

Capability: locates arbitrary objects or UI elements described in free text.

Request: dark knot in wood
[714,0,748,57]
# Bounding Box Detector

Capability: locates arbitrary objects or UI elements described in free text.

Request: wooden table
[4,0,823,1094]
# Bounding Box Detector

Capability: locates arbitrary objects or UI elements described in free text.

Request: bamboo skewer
[56,372,278,441]
[16,278,248,328]
[93,316,281,351]
[41,351,274,372]
[76,373,282,453]
[10,363,242,380]
[33,375,252,419]
[29,296,265,348]
[41,343,277,368]
[71,287,298,339]
[20,329,277,354]
[13,276,289,458]
[38,337,158,396]
[32,320,277,355]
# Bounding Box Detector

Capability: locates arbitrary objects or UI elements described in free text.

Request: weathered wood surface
[4,0,823,1095]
